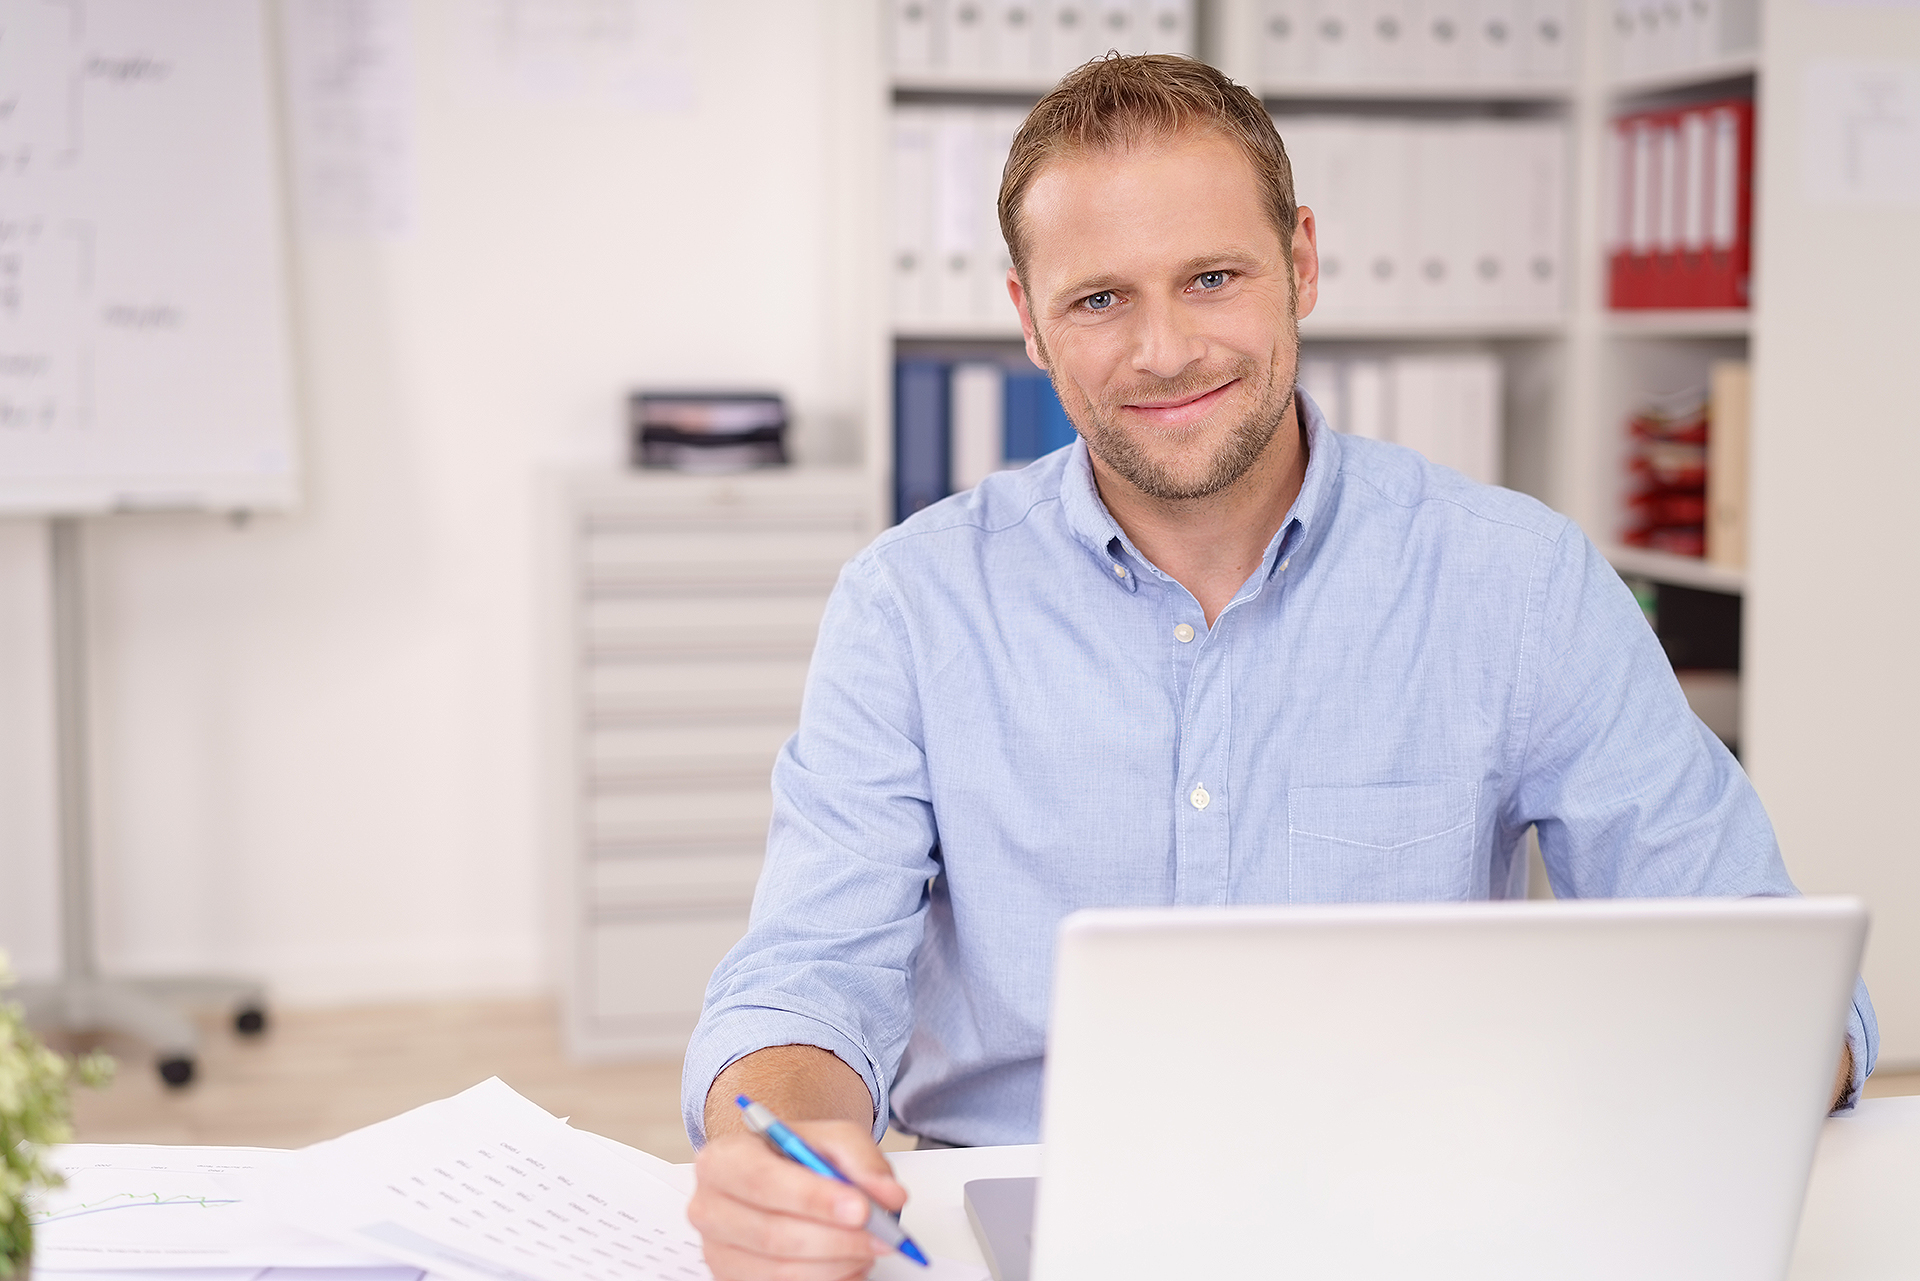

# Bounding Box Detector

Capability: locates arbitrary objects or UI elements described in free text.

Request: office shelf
[1606,309,1752,337]
[1604,544,1745,594]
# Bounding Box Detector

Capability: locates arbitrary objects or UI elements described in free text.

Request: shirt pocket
[1287,781,1479,904]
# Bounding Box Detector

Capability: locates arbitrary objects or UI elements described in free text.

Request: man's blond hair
[997,54,1299,282]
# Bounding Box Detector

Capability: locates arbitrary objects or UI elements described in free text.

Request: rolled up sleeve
[681,553,939,1147]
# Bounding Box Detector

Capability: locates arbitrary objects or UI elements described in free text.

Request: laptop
[966,897,1865,1281]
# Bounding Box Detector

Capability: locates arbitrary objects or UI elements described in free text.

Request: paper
[245,1079,712,1281]
[280,0,416,236]
[35,1271,425,1280]
[29,1146,402,1271]
[1803,60,1920,206]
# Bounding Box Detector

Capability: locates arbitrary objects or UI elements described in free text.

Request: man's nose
[1129,290,1206,382]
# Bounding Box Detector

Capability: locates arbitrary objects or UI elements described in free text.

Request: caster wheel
[158,1056,195,1088]
[234,1006,268,1036]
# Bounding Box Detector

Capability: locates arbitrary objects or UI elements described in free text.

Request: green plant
[0,952,112,1279]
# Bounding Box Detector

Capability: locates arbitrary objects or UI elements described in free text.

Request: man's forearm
[703,1044,876,1142]
[1832,1039,1855,1113]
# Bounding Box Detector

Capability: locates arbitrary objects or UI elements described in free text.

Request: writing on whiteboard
[0,0,299,514]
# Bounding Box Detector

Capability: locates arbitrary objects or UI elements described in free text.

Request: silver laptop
[967,897,1865,1281]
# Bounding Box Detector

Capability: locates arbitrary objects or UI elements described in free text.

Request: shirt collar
[1055,386,1344,589]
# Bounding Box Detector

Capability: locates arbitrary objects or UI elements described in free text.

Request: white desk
[828,1095,1920,1277]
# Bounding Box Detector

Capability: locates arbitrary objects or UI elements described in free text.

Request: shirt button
[1279,559,1290,572]
[1173,623,1195,643]
[1190,784,1210,810]
[1113,564,1128,578]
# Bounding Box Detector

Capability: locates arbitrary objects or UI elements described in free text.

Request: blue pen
[734,1094,930,1268]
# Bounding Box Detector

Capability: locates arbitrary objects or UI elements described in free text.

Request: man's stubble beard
[1035,303,1301,504]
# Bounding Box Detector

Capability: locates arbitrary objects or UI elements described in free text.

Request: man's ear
[1007,269,1046,370]
[1291,205,1321,321]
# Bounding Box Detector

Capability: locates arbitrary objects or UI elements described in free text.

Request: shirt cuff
[681,1002,889,1149]
[1831,975,1878,1115]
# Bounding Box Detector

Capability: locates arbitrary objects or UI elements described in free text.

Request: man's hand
[688,1045,904,1281]
[690,1120,904,1281]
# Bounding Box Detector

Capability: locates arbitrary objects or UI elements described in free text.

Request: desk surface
[837,1095,1919,1277]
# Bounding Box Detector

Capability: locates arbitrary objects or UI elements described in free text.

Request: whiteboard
[0,0,299,513]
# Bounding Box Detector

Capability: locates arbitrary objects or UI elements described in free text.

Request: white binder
[989,0,1045,82]
[951,362,1008,490]
[1350,122,1413,319]
[933,110,986,327]
[1297,358,1347,432]
[1471,0,1526,82]
[1414,0,1474,83]
[891,107,938,326]
[1359,0,1418,82]
[1518,122,1568,318]
[1347,360,1391,440]
[948,0,992,79]
[1407,123,1466,319]
[1144,0,1194,54]
[1520,0,1576,81]
[1091,0,1137,53]
[1261,0,1314,87]
[893,0,942,77]
[1049,0,1105,75]
[1308,0,1363,81]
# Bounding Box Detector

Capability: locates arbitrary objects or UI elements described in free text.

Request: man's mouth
[1122,379,1237,427]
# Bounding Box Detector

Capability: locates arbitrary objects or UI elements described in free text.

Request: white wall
[1748,0,1920,1064]
[0,0,882,1005]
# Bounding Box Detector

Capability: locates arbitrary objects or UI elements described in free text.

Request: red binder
[1607,98,1754,310]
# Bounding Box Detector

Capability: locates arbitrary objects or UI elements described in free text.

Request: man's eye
[1196,270,1231,289]
[1083,290,1115,311]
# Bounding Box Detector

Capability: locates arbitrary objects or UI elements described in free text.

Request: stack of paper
[31,1080,978,1281]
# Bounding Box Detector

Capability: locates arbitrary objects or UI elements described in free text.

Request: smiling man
[679,56,1875,1281]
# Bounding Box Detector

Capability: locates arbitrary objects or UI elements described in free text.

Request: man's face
[1009,130,1318,502]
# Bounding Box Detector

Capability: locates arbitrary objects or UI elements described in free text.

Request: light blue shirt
[683,394,1877,1147]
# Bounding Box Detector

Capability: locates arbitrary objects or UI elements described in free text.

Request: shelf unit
[546,469,876,1059]
[867,0,1915,1057]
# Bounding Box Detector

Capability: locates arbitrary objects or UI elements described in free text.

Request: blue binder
[894,359,951,523]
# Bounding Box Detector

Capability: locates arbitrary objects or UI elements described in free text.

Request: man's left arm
[1504,525,1877,1113]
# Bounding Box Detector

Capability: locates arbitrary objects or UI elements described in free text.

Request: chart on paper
[0,0,298,512]
[31,1145,400,1270]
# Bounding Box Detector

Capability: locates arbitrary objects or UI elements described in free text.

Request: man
[681,55,1877,1280]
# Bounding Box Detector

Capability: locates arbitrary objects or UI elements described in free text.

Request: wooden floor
[59,998,1920,1161]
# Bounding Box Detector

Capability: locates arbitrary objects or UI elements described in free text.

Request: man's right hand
[688,1119,906,1281]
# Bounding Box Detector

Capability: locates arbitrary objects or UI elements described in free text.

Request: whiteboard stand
[14,519,269,1089]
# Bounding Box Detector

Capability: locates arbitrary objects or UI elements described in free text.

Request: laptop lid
[1030,898,1866,1281]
